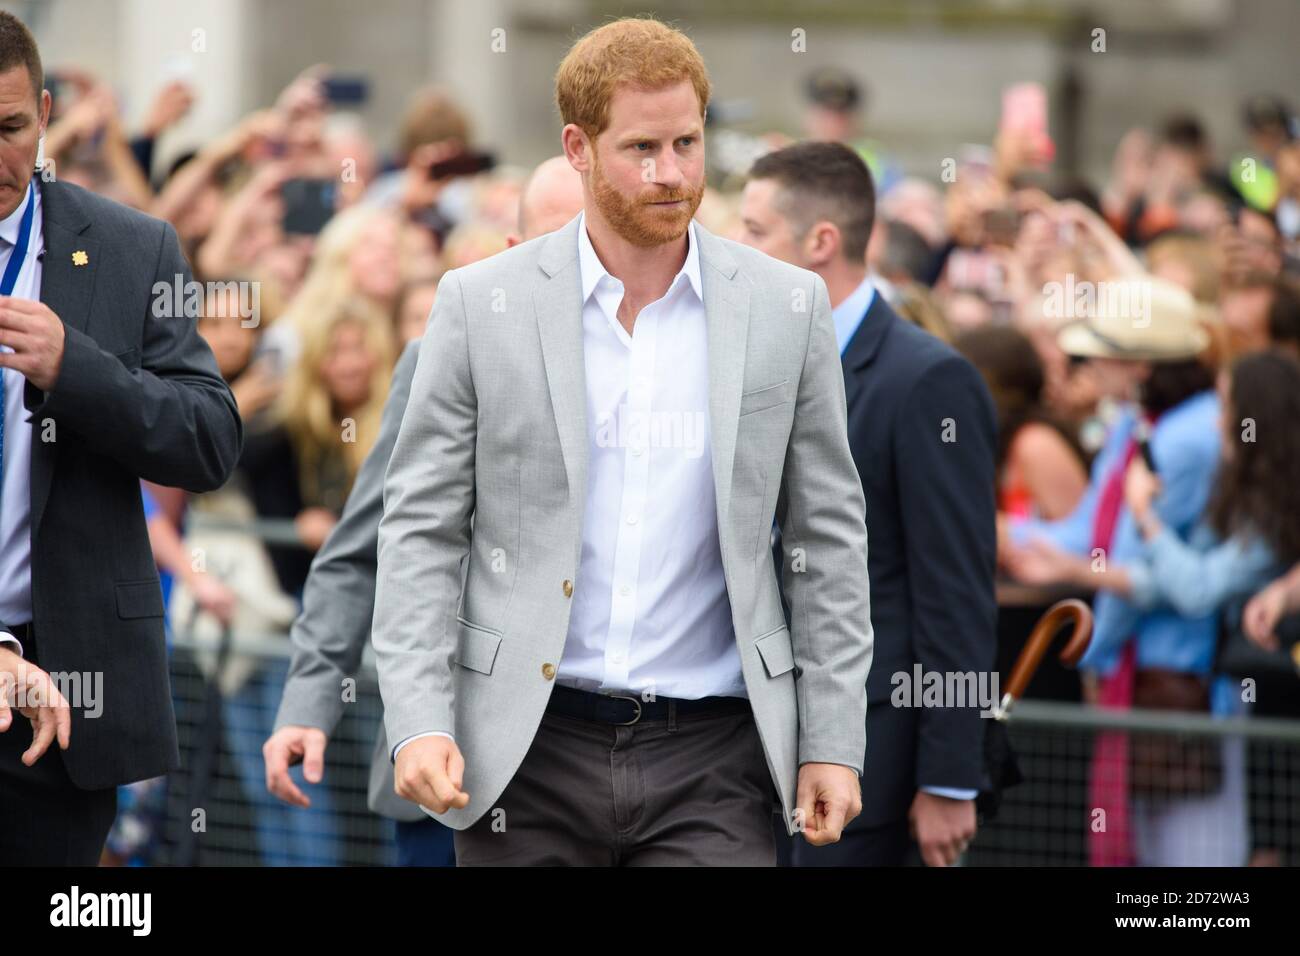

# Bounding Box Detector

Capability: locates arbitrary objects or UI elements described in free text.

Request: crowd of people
[44,55,1300,867]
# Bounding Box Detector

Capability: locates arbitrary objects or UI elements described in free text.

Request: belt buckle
[604,692,643,725]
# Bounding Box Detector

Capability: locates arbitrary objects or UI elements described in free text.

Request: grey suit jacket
[273,340,426,821]
[373,214,873,834]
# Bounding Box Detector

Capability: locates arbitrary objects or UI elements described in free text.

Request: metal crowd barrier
[130,515,1300,866]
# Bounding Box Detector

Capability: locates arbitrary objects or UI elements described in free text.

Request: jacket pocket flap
[739,379,789,417]
[116,579,165,619]
[455,619,502,675]
[753,625,795,677]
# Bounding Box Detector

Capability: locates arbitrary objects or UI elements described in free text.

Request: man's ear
[38,88,51,132]
[562,124,593,174]
[805,221,841,269]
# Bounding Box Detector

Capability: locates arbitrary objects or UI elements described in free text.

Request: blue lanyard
[1,178,36,296]
[0,178,36,502]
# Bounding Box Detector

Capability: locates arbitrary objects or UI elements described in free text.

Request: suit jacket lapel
[36,177,97,339]
[695,222,749,524]
[841,290,894,416]
[30,177,98,537]
[533,215,589,534]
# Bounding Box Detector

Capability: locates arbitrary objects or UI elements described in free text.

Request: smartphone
[429,150,496,180]
[1000,82,1054,164]
[947,248,1002,293]
[1133,419,1158,473]
[321,74,370,107]
[281,178,337,235]
[1000,82,1049,136]
[255,345,285,378]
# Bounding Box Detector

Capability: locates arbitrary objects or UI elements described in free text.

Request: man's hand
[795,762,861,845]
[394,735,469,814]
[263,725,328,808]
[0,647,73,765]
[909,790,976,866]
[0,297,66,392]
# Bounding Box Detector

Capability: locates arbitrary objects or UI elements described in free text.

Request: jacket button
[562,579,573,598]
[542,663,557,680]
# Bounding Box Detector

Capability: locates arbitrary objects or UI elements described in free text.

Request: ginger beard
[589,146,704,248]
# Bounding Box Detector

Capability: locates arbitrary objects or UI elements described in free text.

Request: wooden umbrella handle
[999,598,1093,717]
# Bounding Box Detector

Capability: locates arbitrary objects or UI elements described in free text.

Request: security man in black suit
[0,12,241,864]
[740,141,997,866]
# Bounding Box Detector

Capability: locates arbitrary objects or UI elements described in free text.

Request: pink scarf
[1086,429,1142,867]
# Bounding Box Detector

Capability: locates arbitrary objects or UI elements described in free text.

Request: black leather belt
[546,683,750,726]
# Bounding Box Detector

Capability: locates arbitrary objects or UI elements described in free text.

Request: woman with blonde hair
[240,301,396,597]
[260,203,407,369]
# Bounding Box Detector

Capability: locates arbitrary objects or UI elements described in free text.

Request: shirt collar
[0,177,36,247]
[576,209,703,304]
[831,275,877,355]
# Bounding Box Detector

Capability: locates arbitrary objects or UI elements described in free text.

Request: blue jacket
[1127,525,1280,620]
[1013,392,1222,682]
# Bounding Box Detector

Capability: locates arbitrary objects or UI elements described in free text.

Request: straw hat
[1055,276,1210,361]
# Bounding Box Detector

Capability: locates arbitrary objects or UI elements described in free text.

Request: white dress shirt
[556,212,741,698]
[0,180,44,657]
[394,213,742,758]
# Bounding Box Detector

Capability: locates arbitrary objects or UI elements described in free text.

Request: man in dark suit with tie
[740,141,997,866]
[0,13,242,864]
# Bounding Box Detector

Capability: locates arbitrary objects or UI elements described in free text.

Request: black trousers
[0,623,117,866]
[453,705,778,866]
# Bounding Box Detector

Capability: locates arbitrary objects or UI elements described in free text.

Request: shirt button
[542,663,557,680]
[562,579,573,598]
[631,445,644,457]
[619,585,632,597]
[626,514,638,525]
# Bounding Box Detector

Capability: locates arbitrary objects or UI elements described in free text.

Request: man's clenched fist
[395,735,470,814]
[795,762,862,845]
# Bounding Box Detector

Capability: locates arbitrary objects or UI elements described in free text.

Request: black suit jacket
[9,177,242,790]
[839,293,997,827]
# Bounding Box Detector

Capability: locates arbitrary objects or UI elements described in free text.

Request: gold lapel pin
[72,250,89,266]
